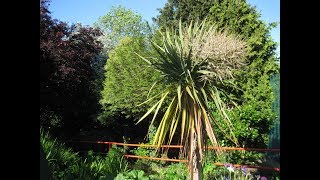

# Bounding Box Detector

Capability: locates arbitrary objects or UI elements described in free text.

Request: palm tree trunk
[189,126,202,180]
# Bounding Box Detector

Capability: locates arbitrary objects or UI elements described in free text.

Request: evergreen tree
[99,37,161,123]
[154,0,280,148]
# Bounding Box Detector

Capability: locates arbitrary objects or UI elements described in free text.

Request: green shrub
[40,129,128,179]
[40,129,81,179]
[99,37,161,123]
[133,161,188,180]
[115,169,150,180]
[104,145,129,177]
[130,146,156,157]
[158,163,188,180]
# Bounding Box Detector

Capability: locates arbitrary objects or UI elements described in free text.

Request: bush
[99,37,161,123]
[115,169,150,180]
[103,145,129,177]
[156,163,188,180]
[40,129,128,179]
[40,129,81,179]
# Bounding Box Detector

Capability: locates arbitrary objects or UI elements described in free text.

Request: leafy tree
[153,0,215,29]
[208,0,279,148]
[92,6,151,124]
[137,20,247,179]
[96,7,165,133]
[94,5,150,52]
[154,0,280,148]
[40,0,103,136]
[99,37,161,124]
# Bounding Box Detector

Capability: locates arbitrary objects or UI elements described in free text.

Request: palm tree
[136,20,247,180]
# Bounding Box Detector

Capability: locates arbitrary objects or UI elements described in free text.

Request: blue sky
[49,0,279,55]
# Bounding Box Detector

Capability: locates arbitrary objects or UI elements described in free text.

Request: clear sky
[48,0,279,56]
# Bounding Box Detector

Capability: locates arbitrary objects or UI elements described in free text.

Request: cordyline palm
[136,20,247,179]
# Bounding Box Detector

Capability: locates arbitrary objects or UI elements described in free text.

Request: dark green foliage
[153,0,216,29]
[126,161,188,180]
[99,37,161,123]
[159,163,188,180]
[155,0,279,65]
[115,170,150,180]
[124,145,188,179]
[203,165,225,180]
[40,129,128,179]
[40,129,81,179]
[130,146,157,157]
[155,0,279,151]
[97,6,164,128]
[215,97,275,148]
[206,0,279,103]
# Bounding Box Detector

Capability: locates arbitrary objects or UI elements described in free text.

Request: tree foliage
[208,0,279,148]
[97,7,164,128]
[40,0,103,135]
[154,0,280,148]
[153,0,215,29]
[41,129,128,179]
[94,5,149,52]
[99,37,161,123]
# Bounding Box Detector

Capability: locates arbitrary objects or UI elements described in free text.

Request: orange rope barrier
[69,141,280,152]
[123,155,187,163]
[108,142,182,148]
[69,141,280,172]
[122,155,280,172]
